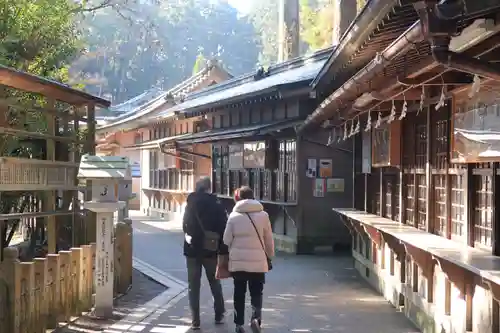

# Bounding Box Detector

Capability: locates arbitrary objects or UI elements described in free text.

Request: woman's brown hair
[234,186,254,201]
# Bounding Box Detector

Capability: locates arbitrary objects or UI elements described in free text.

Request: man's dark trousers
[186,256,225,324]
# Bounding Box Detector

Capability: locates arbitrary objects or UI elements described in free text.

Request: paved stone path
[108,213,419,333]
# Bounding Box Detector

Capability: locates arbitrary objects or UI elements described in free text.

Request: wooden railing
[0,221,133,333]
[149,169,194,192]
[0,157,78,191]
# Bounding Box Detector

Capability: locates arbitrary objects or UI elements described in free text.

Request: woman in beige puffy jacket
[223,186,274,333]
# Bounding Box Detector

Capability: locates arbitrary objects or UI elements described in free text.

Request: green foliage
[300,0,336,51]
[0,0,82,78]
[72,0,261,103]
[192,53,207,75]
[247,0,279,66]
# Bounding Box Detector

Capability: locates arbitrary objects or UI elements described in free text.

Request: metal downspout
[301,21,424,132]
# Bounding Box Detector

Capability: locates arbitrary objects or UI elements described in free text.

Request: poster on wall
[319,159,333,178]
[326,178,345,192]
[306,158,317,178]
[313,178,325,197]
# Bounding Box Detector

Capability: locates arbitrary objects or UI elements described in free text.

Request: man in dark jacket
[183,176,228,330]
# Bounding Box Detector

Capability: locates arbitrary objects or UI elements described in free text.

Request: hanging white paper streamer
[387,100,396,123]
[418,85,425,114]
[469,74,481,98]
[375,112,382,128]
[435,85,446,110]
[399,94,407,120]
[365,112,372,132]
[343,122,348,140]
[354,118,360,135]
[349,119,355,137]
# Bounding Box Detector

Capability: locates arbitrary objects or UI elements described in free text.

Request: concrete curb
[104,257,189,332]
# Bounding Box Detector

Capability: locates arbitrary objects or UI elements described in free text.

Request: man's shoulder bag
[194,211,220,252]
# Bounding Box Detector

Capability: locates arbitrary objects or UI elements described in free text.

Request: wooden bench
[334,208,500,333]
[333,208,500,291]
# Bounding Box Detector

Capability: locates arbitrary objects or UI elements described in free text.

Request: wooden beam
[73,107,81,245]
[85,103,96,243]
[45,98,57,254]
[494,163,500,256]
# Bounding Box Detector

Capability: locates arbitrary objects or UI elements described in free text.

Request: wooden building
[0,65,109,257]
[150,47,357,254]
[300,0,500,332]
[96,60,231,212]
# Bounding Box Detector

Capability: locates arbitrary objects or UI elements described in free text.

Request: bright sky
[227,0,254,14]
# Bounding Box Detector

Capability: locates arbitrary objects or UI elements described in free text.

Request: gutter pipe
[300,21,424,133]
[431,38,500,81]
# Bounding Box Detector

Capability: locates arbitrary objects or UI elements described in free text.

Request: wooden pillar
[33,257,48,332]
[466,164,474,246]
[46,254,60,329]
[493,162,500,255]
[426,105,433,234]
[379,168,384,216]
[72,108,82,245]
[85,104,96,243]
[46,98,57,254]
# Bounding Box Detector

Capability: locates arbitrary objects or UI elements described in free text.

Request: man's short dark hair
[237,186,254,200]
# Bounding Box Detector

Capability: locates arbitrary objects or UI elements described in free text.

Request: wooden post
[493,163,500,255]
[46,98,57,253]
[70,248,83,315]
[85,104,96,243]
[115,220,133,294]
[46,254,60,328]
[0,247,19,333]
[81,245,93,309]
[73,108,82,245]
[59,251,72,323]
[34,258,48,333]
[426,104,433,234]
[17,262,35,333]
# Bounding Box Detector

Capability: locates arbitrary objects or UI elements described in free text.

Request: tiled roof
[97,61,230,132]
[158,48,333,117]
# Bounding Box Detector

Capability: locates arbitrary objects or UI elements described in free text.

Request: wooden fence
[0,220,132,333]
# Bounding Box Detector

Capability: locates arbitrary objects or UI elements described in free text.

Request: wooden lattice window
[262,170,272,200]
[383,173,397,220]
[450,173,466,238]
[369,172,381,215]
[404,174,415,225]
[221,146,229,195]
[394,177,400,222]
[434,175,447,236]
[432,119,449,169]
[474,173,493,248]
[286,140,297,202]
[416,124,427,169]
[417,174,427,230]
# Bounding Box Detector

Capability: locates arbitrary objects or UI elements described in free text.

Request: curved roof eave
[96,63,230,133]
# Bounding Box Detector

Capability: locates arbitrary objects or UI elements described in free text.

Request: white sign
[95,212,114,318]
[313,178,325,197]
[306,159,317,178]
[327,178,345,193]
